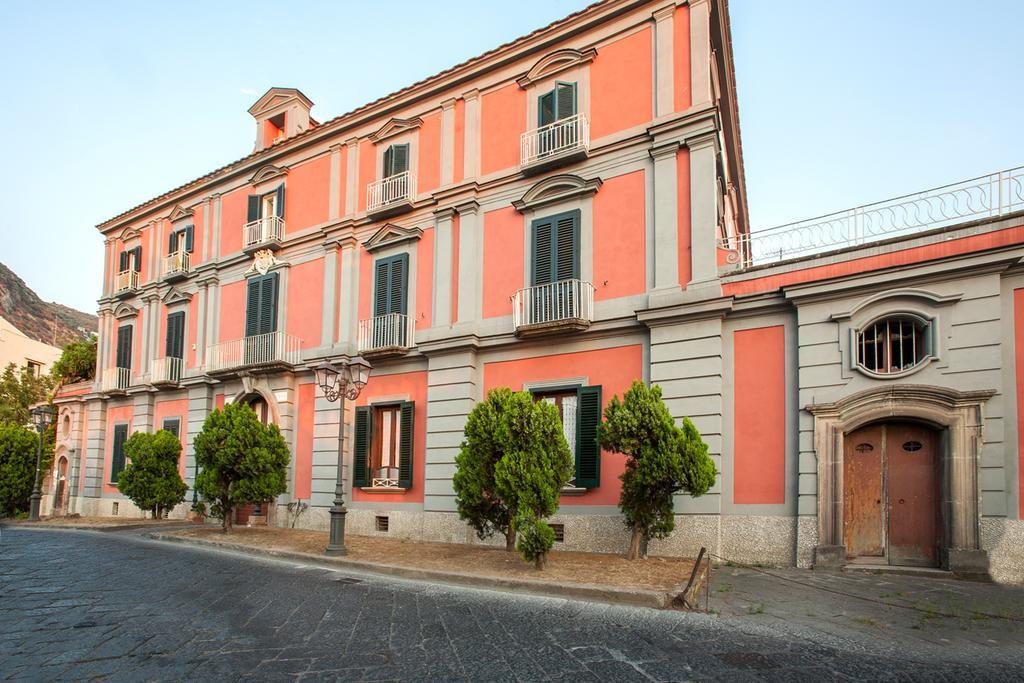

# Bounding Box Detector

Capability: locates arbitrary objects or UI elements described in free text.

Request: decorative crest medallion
[247,249,278,276]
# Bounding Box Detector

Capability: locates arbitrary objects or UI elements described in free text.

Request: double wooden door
[843,421,940,567]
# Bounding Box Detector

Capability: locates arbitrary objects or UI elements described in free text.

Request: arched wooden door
[843,421,940,567]
[53,457,68,513]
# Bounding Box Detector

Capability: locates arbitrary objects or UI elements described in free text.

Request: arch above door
[806,384,994,578]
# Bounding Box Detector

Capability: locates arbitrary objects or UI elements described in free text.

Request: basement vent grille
[111,502,119,516]
[375,516,389,533]
[551,524,565,543]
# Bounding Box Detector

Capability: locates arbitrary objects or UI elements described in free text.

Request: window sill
[360,486,409,493]
[560,486,588,496]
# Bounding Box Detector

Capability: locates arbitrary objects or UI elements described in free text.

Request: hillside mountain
[0,262,97,348]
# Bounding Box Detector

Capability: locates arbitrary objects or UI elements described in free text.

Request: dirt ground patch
[170,526,697,594]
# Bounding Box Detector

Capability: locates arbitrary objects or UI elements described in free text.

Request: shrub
[0,363,51,426]
[598,381,716,559]
[0,424,45,517]
[455,388,573,568]
[51,337,97,386]
[117,430,188,518]
[193,402,290,531]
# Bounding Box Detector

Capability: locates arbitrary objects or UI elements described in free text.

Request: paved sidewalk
[708,564,1024,660]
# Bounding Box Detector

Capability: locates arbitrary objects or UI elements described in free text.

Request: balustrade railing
[721,166,1024,265]
[205,331,301,372]
[100,367,131,392]
[521,113,590,167]
[150,357,182,384]
[512,279,594,330]
[243,215,285,248]
[357,313,415,353]
[366,171,416,213]
[163,250,191,277]
[116,270,139,293]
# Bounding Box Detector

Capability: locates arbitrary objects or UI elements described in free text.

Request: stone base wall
[73,495,189,521]
[981,518,1024,584]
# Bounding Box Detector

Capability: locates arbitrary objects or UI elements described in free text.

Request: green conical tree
[117,430,188,519]
[598,381,716,559]
[454,388,573,568]
[193,402,290,531]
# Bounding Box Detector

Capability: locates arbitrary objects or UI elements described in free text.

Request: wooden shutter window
[373,259,390,317]
[532,218,554,285]
[131,246,143,272]
[383,144,409,178]
[162,419,180,439]
[373,254,409,317]
[538,90,556,127]
[575,385,602,488]
[532,210,580,285]
[275,185,285,218]
[245,278,261,338]
[555,82,577,121]
[353,406,372,487]
[398,402,415,489]
[166,311,185,359]
[116,325,133,371]
[110,423,128,483]
[244,273,279,338]
[118,250,129,272]
[168,231,178,254]
[247,195,260,222]
[184,225,194,253]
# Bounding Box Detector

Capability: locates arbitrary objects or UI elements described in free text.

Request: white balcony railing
[243,215,285,248]
[358,313,415,353]
[163,250,191,277]
[150,357,182,384]
[100,367,131,392]
[521,113,590,167]
[512,279,595,330]
[116,270,139,293]
[720,165,1024,266]
[205,331,301,373]
[366,171,416,213]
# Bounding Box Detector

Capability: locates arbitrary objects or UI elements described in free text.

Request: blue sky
[2,0,1022,313]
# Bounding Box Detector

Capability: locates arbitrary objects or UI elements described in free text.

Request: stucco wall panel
[590,27,653,139]
[593,170,646,301]
[482,207,524,319]
[286,258,324,349]
[480,83,526,176]
[285,155,330,232]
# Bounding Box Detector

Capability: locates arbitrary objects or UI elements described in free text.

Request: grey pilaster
[689,0,712,107]
[456,201,482,324]
[653,4,675,117]
[463,90,480,179]
[211,194,222,261]
[83,400,106,497]
[132,392,155,435]
[195,284,207,368]
[311,392,346,509]
[321,247,338,347]
[440,98,456,186]
[345,138,359,216]
[424,349,479,512]
[650,142,680,292]
[186,384,213,495]
[433,208,455,327]
[328,144,342,220]
[688,134,719,287]
[202,196,212,261]
[336,237,359,352]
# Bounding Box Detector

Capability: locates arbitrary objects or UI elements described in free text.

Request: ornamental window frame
[849,312,938,379]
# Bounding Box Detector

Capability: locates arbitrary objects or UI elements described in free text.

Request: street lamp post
[314,356,371,556]
[28,405,55,522]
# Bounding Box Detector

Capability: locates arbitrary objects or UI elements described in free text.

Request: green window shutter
[393,144,409,175]
[555,210,580,281]
[118,250,129,272]
[166,311,185,359]
[575,385,602,488]
[382,145,394,178]
[398,402,415,489]
[247,195,260,222]
[389,253,409,316]
[532,217,555,285]
[538,90,556,127]
[373,258,390,317]
[131,246,143,272]
[275,184,285,218]
[245,277,261,337]
[111,423,128,483]
[162,418,180,438]
[353,406,372,488]
[184,225,194,253]
[168,231,178,254]
[555,81,577,120]
[259,273,278,335]
[116,325,133,370]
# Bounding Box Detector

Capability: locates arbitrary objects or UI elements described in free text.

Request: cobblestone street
[2,528,1023,681]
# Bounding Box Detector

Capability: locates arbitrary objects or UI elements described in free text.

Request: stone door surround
[806,384,994,579]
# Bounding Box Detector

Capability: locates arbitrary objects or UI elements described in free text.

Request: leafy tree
[117,430,187,518]
[598,381,716,560]
[0,423,48,517]
[51,336,97,387]
[0,363,51,426]
[455,388,573,568]
[193,402,290,531]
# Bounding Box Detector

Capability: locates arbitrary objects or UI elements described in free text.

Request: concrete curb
[147,531,676,610]
[1,521,196,533]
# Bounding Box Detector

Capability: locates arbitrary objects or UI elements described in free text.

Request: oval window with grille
[903,441,923,452]
[855,316,931,376]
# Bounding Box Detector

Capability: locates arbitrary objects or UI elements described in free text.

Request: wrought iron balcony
[357,313,415,357]
[150,357,182,385]
[720,165,1024,266]
[205,331,301,374]
[243,216,285,251]
[163,251,191,281]
[512,279,594,337]
[115,270,139,295]
[366,171,416,217]
[100,367,131,393]
[520,113,590,174]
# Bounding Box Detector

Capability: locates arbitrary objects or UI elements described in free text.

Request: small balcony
[163,251,191,282]
[205,331,301,375]
[520,113,590,175]
[357,313,415,358]
[512,279,595,337]
[150,357,182,386]
[366,171,416,218]
[115,270,139,297]
[100,367,131,393]
[243,216,285,253]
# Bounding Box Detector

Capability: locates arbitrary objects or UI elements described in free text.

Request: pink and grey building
[50,0,1024,582]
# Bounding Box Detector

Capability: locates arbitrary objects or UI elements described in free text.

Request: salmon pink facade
[50,0,1024,583]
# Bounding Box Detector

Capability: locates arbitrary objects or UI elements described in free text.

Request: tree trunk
[505,529,517,552]
[535,552,546,570]
[222,506,232,533]
[626,527,644,560]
